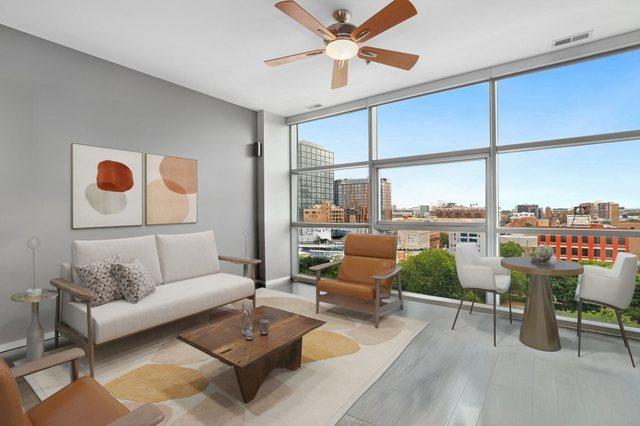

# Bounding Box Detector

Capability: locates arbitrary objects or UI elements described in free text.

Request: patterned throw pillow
[111,260,156,304]
[74,255,121,307]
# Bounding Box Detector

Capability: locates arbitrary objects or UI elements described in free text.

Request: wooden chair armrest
[108,404,165,426]
[373,266,403,281]
[218,255,261,266]
[50,278,94,302]
[309,260,342,272]
[11,348,85,378]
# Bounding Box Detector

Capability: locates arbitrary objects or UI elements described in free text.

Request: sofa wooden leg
[249,293,256,308]
[86,302,95,377]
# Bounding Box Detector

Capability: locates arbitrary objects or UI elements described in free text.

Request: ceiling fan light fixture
[325,37,359,60]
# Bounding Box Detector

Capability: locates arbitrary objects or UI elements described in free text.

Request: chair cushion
[344,234,397,259]
[338,256,395,288]
[28,377,129,426]
[62,273,254,344]
[156,230,221,283]
[72,235,162,285]
[318,278,391,301]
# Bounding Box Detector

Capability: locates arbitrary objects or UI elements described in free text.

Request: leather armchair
[452,243,512,346]
[312,234,403,328]
[575,252,639,366]
[1,348,164,426]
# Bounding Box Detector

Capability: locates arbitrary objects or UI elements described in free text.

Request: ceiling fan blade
[275,1,336,41]
[358,46,419,70]
[265,49,325,67]
[351,0,417,43]
[331,60,348,89]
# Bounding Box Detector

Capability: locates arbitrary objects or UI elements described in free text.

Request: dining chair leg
[469,300,475,315]
[492,291,497,347]
[452,291,465,330]
[577,298,583,358]
[396,273,404,311]
[615,309,635,368]
[508,289,513,324]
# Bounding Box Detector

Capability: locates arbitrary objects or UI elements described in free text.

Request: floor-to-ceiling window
[290,48,640,327]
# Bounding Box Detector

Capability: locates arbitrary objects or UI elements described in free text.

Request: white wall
[257,111,291,286]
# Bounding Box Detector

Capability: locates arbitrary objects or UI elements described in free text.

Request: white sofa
[51,230,259,376]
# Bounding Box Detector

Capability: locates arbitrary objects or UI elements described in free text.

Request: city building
[333,177,393,222]
[334,178,368,222]
[538,229,630,262]
[431,205,486,220]
[297,140,334,217]
[302,201,344,223]
[516,204,541,218]
[617,221,640,258]
[448,232,487,256]
[596,202,620,226]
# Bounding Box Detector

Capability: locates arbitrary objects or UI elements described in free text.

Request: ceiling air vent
[552,31,593,48]
[306,104,322,110]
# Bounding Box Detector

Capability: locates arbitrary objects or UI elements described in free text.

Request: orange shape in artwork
[96,160,134,192]
[159,156,197,194]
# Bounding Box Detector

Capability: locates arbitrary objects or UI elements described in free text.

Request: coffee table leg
[234,337,303,403]
[520,274,561,351]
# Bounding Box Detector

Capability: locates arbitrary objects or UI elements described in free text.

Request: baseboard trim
[0,332,56,354]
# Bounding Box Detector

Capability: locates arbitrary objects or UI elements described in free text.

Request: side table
[11,289,57,360]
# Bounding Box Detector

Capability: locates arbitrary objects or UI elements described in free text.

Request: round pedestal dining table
[501,257,583,352]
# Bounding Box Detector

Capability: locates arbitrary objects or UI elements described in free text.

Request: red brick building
[537,224,630,262]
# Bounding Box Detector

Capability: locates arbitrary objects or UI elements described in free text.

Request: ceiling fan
[265,0,419,89]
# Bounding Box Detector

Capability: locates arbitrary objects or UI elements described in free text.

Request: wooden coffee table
[177,305,325,403]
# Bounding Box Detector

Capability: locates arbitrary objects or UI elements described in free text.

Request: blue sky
[298,49,640,210]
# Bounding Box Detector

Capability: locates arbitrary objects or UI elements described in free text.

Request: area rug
[22,288,428,425]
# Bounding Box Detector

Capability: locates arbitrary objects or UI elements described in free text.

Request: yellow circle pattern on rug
[301,329,360,364]
[105,363,208,403]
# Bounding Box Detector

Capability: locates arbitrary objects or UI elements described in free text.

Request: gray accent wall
[0,24,257,348]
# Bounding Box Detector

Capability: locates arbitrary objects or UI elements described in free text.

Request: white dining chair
[452,243,512,346]
[575,252,639,367]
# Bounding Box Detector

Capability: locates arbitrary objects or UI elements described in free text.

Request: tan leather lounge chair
[1,347,164,426]
[311,234,404,327]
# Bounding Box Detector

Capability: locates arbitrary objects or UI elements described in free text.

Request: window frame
[289,46,640,282]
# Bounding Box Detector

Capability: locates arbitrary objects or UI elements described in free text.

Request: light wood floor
[278,282,640,426]
[7,282,640,425]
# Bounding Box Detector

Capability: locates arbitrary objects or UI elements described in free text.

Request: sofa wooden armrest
[11,347,85,379]
[372,265,403,281]
[309,260,342,272]
[50,278,94,302]
[218,255,261,266]
[108,404,165,426]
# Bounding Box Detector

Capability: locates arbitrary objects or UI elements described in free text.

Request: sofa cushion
[74,255,121,307]
[156,231,221,283]
[111,260,156,303]
[72,235,162,285]
[62,273,253,344]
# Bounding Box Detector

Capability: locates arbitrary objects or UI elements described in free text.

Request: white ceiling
[1,0,639,117]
